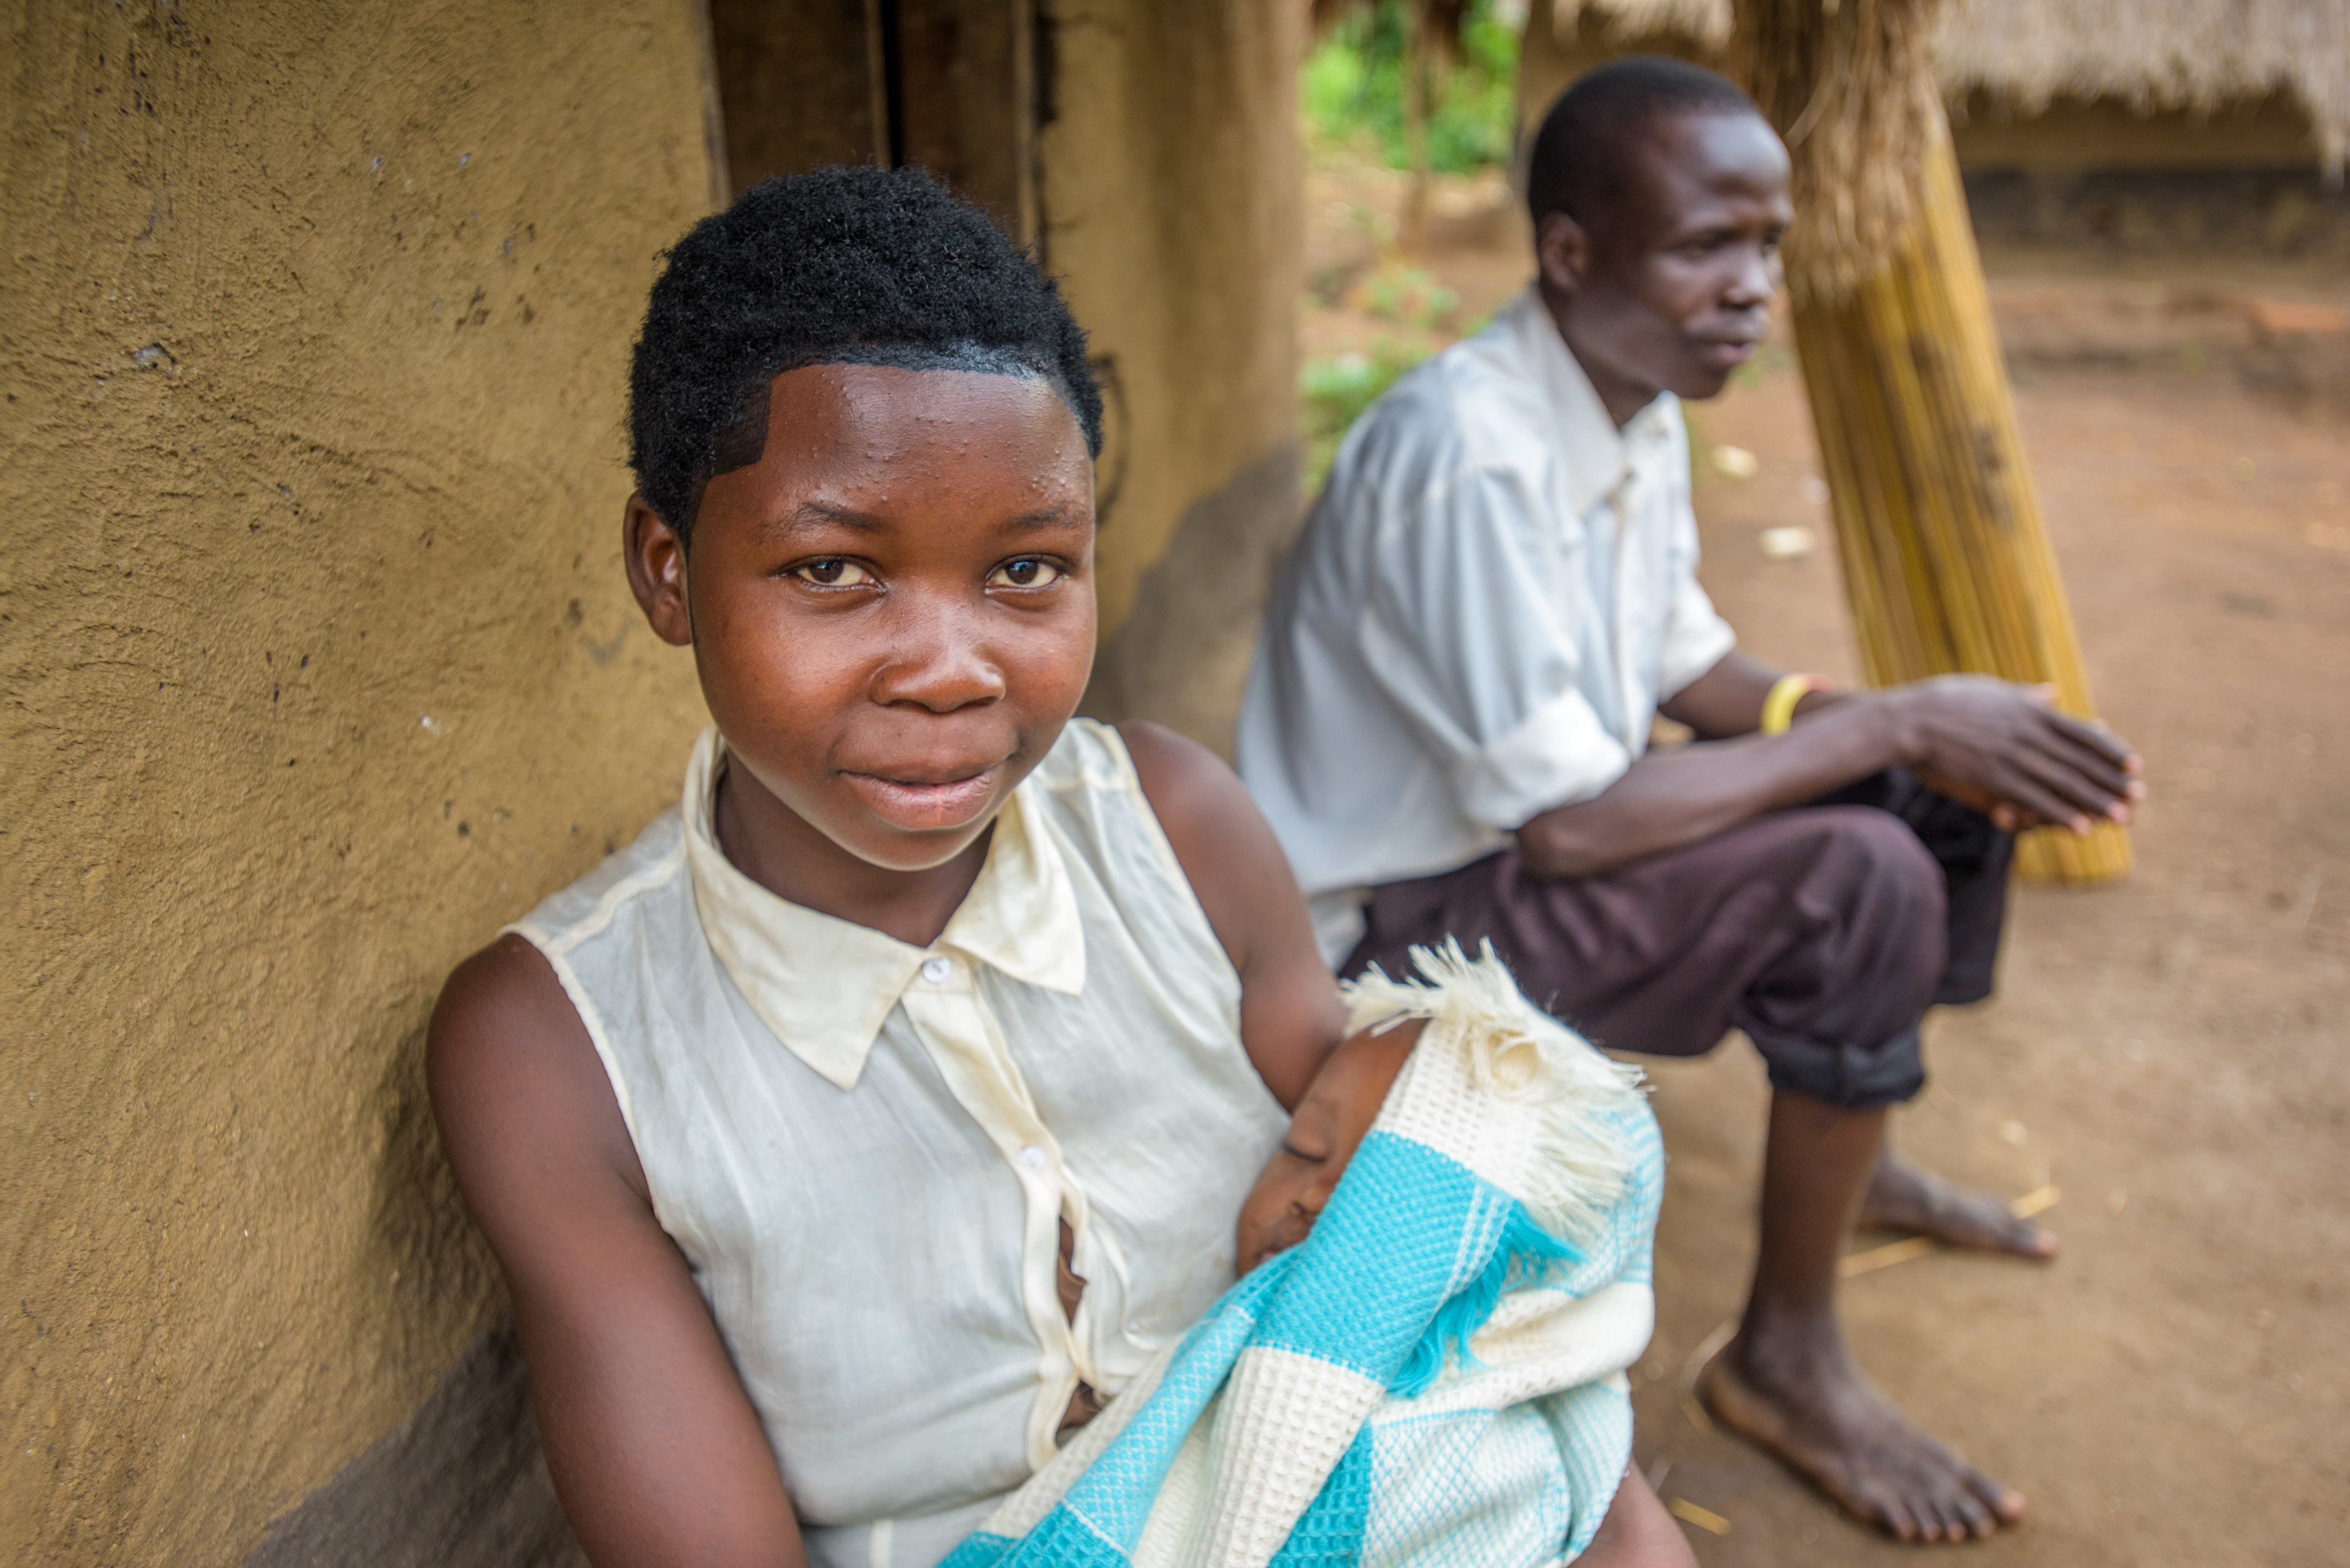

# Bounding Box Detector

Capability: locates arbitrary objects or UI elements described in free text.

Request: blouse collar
[680,726,1087,1089]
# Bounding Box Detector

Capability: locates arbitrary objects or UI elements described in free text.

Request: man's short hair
[629,166,1102,540]
[1526,56,1762,231]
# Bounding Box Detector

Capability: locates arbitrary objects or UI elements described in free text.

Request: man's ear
[1535,209,1594,297]
[623,493,694,647]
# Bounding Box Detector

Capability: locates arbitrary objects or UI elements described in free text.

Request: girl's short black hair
[628,165,1102,541]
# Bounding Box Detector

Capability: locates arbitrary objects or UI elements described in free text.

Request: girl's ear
[623,493,693,647]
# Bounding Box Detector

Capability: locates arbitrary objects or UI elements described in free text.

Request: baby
[959,949,1696,1568]
[1238,986,1692,1568]
[1236,1011,1421,1275]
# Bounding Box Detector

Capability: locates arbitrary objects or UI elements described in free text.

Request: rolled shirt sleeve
[1358,465,1633,831]
[1657,574,1736,700]
[1652,410,1735,699]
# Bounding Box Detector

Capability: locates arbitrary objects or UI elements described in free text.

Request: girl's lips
[1699,338,1760,368]
[843,768,1000,833]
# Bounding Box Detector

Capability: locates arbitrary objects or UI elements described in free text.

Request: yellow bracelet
[1760,673,1831,736]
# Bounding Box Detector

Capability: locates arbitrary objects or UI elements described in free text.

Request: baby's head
[623,168,1103,874]
[1236,1020,1422,1275]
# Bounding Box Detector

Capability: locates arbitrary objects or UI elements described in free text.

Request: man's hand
[1884,677,2143,834]
[1514,655,2143,883]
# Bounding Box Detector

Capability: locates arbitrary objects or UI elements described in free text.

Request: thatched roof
[1551,0,2350,176]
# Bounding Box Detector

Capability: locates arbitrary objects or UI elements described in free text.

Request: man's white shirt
[1237,289,1736,966]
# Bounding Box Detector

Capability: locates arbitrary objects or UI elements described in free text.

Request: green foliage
[1298,3,1523,494]
[1300,342,1417,492]
[1302,1,1523,175]
[1352,261,1460,330]
[1300,305,1500,494]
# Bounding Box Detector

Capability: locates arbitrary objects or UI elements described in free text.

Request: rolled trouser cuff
[1752,1022,1927,1110]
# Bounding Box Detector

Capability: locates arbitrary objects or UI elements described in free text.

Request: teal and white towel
[943,942,1664,1568]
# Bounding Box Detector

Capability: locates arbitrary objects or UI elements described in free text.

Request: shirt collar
[678,726,1087,1089]
[1501,288,1684,520]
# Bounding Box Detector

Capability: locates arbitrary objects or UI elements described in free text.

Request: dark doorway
[707,0,1042,245]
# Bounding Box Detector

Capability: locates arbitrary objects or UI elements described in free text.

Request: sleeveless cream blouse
[508,720,1291,1568]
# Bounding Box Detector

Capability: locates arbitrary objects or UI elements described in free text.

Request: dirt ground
[1303,156,2350,1565]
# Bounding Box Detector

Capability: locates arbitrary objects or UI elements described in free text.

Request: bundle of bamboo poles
[1731,0,2130,884]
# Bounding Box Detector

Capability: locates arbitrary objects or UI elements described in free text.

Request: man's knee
[1779,806,1948,996]
[1746,810,1946,1107]
[1806,805,1945,919]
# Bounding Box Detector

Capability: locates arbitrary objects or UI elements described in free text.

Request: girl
[428,168,1677,1568]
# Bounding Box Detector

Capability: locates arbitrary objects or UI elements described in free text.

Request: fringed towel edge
[1343,938,1650,1255]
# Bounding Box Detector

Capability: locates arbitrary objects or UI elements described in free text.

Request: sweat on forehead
[1526,55,1765,230]
[627,166,1103,544]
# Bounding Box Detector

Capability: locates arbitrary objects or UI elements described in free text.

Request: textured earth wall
[1048,0,1308,756]
[0,2,718,1560]
[2,0,1307,1559]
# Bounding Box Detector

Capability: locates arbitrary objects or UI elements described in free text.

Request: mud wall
[0,2,720,1563]
[3,1,1307,1560]
[1047,0,1307,753]
[713,0,1310,756]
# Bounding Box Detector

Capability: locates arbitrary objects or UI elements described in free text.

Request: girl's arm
[1579,1466,1700,1568]
[428,936,807,1568]
[1126,725,1694,1568]
[1119,722,1353,1110]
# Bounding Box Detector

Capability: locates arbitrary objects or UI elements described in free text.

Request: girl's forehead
[769,366,1088,480]
[768,362,1085,445]
[694,364,1095,546]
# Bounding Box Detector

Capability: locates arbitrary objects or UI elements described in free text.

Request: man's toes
[1850,1477,1919,1542]
[1943,1464,2022,1536]
[1869,1160,2064,1257]
[1959,1199,2053,1257]
[1920,1487,1970,1542]
[1929,1485,1981,1542]
[1950,1489,1997,1540]
[1965,1466,2027,1524]
[2006,1216,2058,1257]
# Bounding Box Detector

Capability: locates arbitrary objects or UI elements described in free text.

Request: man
[1238,57,2143,1544]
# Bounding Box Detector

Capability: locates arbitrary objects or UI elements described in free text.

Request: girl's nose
[869,597,1007,712]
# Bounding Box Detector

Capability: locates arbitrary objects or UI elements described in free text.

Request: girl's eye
[792,558,875,588]
[988,558,1065,590]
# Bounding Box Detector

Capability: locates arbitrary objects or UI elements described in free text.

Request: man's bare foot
[1701,1329,2026,1541]
[1859,1153,2057,1258]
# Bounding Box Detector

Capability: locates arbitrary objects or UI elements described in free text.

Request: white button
[1017,1144,1049,1172]
[920,957,951,984]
